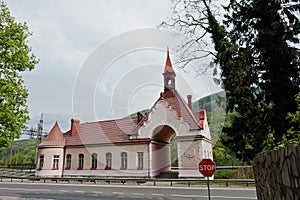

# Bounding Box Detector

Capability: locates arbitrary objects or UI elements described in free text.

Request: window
[38,155,44,169]
[137,152,143,169]
[52,155,59,169]
[166,78,171,87]
[78,154,84,169]
[66,154,71,169]
[91,153,97,169]
[106,152,112,169]
[121,152,127,169]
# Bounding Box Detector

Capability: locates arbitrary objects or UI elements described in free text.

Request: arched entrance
[151,125,177,177]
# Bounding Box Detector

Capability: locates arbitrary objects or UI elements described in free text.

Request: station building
[36,49,213,178]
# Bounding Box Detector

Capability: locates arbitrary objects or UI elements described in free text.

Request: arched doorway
[151,125,178,177]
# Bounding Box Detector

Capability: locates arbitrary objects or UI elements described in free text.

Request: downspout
[147,141,150,178]
[62,146,66,177]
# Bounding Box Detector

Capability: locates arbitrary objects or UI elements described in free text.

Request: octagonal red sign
[199,159,216,177]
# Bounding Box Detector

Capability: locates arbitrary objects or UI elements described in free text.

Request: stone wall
[253,144,300,200]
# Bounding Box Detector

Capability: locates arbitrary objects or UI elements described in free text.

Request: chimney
[71,119,80,136]
[187,95,192,110]
[137,112,143,123]
[199,109,205,128]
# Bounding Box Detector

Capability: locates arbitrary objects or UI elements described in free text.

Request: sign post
[199,159,216,200]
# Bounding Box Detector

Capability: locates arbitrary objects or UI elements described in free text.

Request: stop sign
[199,159,216,177]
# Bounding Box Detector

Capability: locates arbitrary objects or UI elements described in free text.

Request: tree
[163,0,300,162]
[0,1,38,148]
[224,0,300,143]
[277,93,300,147]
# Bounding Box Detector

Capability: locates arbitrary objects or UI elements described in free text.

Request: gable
[137,100,191,139]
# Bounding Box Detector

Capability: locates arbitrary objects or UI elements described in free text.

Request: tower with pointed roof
[36,122,65,177]
[163,48,176,92]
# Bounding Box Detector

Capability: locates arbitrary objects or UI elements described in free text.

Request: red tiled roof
[39,122,65,147]
[137,89,202,130]
[164,90,202,130]
[62,89,202,146]
[64,118,148,146]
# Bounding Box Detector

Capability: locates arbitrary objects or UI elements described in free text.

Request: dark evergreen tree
[224,0,300,144]
[163,0,300,162]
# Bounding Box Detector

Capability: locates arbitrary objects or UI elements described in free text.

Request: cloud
[5,0,224,135]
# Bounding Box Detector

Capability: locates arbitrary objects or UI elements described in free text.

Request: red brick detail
[71,119,80,136]
[187,95,192,110]
[199,109,205,128]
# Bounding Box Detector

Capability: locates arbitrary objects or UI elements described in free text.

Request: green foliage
[214,169,233,179]
[170,134,178,167]
[263,130,275,151]
[213,137,240,166]
[286,93,300,142]
[0,139,35,165]
[276,93,300,148]
[0,1,38,148]
[214,168,254,179]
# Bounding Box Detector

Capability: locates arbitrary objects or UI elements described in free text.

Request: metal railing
[0,164,35,170]
[0,175,255,187]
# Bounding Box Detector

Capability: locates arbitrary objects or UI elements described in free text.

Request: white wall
[63,144,150,177]
[35,147,64,177]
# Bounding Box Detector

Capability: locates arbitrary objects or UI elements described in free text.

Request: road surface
[0,182,257,200]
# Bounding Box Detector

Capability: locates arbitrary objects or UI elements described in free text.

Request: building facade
[36,49,213,178]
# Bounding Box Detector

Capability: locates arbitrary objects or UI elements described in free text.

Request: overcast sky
[5,0,226,135]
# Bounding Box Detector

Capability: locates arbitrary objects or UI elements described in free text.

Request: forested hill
[0,139,35,165]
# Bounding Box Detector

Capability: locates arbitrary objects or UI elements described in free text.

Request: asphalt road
[0,182,257,200]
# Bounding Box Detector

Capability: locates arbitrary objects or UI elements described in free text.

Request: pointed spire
[164,47,174,73]
[39,121,65,146]
[163,48,176,92]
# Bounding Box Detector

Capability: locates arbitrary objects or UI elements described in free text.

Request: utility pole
[34,113,44,166]
[23,113,45,167]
